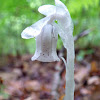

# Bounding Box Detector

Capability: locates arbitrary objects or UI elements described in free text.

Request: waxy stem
[62,45,75,100]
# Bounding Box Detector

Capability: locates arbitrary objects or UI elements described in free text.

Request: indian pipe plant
[21,0,75,100]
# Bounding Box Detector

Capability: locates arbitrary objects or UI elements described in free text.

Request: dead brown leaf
[25,80,42,92]
[59,94,65,100]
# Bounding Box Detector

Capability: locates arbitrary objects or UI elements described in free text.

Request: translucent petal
[53,23,68,48]
[31,33,42,60]
[21,26,38,39]
[55,12,74,51]
[31,24,60,62]
[51,26,60,61]
[31,24,53,62]
[53,17,75,57]
[55,0,68,12]
[39,24,53,61]
[21,17,51,39]
[38,5,56,16]
[38,4,67,17]
[55,0,72,32]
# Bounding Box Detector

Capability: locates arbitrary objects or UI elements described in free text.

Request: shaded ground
[0,48,100,100]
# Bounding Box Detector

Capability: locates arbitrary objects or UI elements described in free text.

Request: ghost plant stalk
[21,0,75,100]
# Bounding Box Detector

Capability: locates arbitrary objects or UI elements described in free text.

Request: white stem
[62,40,75,100]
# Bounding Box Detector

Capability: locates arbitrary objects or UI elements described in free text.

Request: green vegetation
[0,0,100,55]
[0,84,9,99]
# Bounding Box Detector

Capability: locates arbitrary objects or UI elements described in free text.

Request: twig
[74,28,94,41]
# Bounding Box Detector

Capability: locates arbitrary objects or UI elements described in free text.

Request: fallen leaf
[59,94,65,100]
[24,93,39,100]
[74,67,90,83]
[25,80,41,92]
[88,76,100,85]
[80,88,92,95]
[0,72,17,81]
[91,61,98,72]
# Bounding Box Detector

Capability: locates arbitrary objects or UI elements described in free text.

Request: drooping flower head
[21,0,74,62]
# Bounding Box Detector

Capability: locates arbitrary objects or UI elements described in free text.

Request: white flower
[31,24,60,62]
[21,0,74,62]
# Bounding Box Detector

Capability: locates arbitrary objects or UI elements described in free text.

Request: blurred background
[0,0,100,100]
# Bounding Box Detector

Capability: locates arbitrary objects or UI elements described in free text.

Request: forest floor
[0,47,100,100]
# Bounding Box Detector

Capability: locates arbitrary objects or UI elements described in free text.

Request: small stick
[74,28,94,41]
